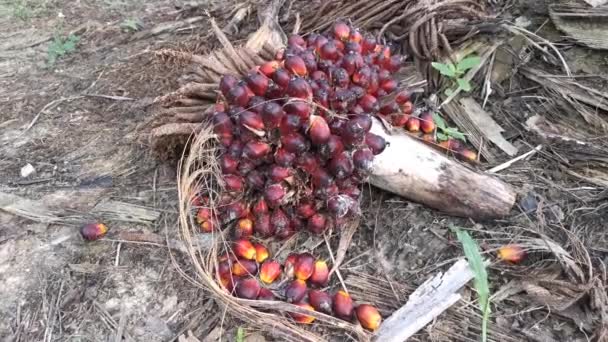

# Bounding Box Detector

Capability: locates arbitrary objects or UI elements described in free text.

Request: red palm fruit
[395,90,411,104]
[350,85,366,99]
[361,34,376,53]
[291,303,316,324]
[352,66,371,87]
[272,68,291,88]
[376,89,387,98]
[243,141,271,159]
[238,159,256,176]
[212,111,233,135]
[288,34,306,47]
[227,140,244,158]
[233,238,256,260]
[259,259,281,284]
[265,83,284,99]
[294,253,315,280]
[285,279,308,303]
[319,135,345,161]
[261,102,285,129]
[310,260,330,287]
[319,41,339,60]
[275,49,285,60]
[327,195,354,218]
[313,87,330,108]
[345,41,362,54]
[458,149,478,162]
[379,101,399,115]
[307,213,327,234]
[287,77,312,99]
[419,112,435,133]
[341,53,363,75]
[402,101,413,114]
[235,277,261,299]
[80,223,108,241]
[284,101,312,119]
[358,94,379,113]
[331,67,350,88]
[312,168,333,188]
[238,129,256,144]
[308,115,331,145]
[245,170,265,190]
[258,288,276,301]
[446,139,463,151]
[285,55,307,76]
[276,223,297,240]
[223,174,244,191]
[314,35,329,51]
[236,218,253,238]
[284,253,298,278]
[333,290,354,320]
[306,33,319,46]
[264,183,286,207]
[281,133,309,154]
[365,133,388,155]
[350,29,362,42]
[391,113,410,127]
[406,116,420,132]
[353,148,374,173]
[259,60,280,77]
[218,252,234,263]
[331,88,356,111]
[252,198,269,216]
[247,96,266,113]
[279,114,302,135]
[200,220,215,233]
[345,115,372,137]
[269,165,292,182]
[356,304,382,331]
[329,152,354,179]
[226,84,252,107]
[254,213,273,237]
[289,215,305,231]
[239,111,265,131]
[309,290,333,314]
[275,148,296,167]
[297,201,316,218]
[329,118,346,134]
[196,208,211,224]
[497,244,526,263]
[257,249,276,271]
[218,260,232,279]
[301,51,318,73]
[384,55,403,72]
[219,75,239,96]
[378,69,392,82]
[368,70,380,94]
[380,79,398,93]
[422,134,435,143]
[220,273,237,293]
[311,70,327,81]
[333,22,351,41]
[245,73,269,96]
[232,259,258,277]
[271,207,290,231]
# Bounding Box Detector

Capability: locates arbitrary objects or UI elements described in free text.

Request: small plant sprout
[431,55,481,96]
[120,18,143,32]
[47,33,79,67]
[432,112,467,142]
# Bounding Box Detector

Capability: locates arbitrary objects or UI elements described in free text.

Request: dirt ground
[1,0,607,341]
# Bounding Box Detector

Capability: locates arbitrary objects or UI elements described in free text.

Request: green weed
[47,33,79,67]
[431,55,481,96]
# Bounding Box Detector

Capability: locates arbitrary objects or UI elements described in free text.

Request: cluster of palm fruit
[218,238,381,331]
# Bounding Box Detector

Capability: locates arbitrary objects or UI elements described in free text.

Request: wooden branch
[369,118,516,220]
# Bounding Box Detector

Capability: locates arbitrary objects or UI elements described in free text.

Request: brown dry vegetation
[1,0,607,341]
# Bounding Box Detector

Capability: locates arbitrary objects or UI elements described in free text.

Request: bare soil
[1,1,607,342]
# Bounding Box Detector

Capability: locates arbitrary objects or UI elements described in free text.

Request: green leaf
[432,112,447,130]
[457,78,472,92]
[444,128,467,142]
[431,62,457,78]
[456,56,481,72]
[444,88,454,96]
[436,132,448,141]
[236,327,245,342]
[451,226,490,342]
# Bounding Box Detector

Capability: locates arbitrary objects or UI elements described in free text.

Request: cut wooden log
[369,118,517,220]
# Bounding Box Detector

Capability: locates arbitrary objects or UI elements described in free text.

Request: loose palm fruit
[236,218,254,238]
[308,115,331,145]
[309,290,333,314]
[235,277,261,299]
[497,244,526,263]
[232,259,258,277]
[327,195,354,218]
[401,101,414,114]
[200,220,215,233]
[395,90,411,104]
[284,253,298,278]
[253,243,270,263]
[333,290,354,320]
[291,303,316,324]
[458,149,478,162]
[264,183,287,208]
[365,133,387,155]
[246,170,265,190]
[297,201,316,218]
[196,208,211,224]
[275,147,297,167]
[285,279,308,303]
[309,260,330,287]
[80,223,108,241]
[294,253,315,280]
[254,213,273,237]
[419,112,435,133]
[391,113,409,127]
[405,116,420,132]
[223,201,247,221]
[258,288,276,301]
[356,304,382,331]
[260,259,282,284]
[220,154,239,174]
[269,165,292,183]
[307,213,327,234]
[233,239,256,260]
[271,208,290,235]
[223,174,244,192]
